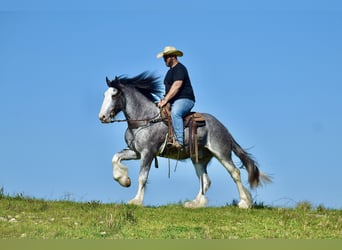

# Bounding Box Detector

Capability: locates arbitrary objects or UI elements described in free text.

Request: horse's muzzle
[99,115,110,123]
[99,110,115,123]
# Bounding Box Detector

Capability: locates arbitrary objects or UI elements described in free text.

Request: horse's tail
[231,136,271,188]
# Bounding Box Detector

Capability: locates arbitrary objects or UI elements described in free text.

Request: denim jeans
[171,98,195,145]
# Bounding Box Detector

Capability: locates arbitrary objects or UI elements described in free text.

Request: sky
[1,1,342,209]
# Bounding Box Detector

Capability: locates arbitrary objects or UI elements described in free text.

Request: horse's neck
[124,93,159,120]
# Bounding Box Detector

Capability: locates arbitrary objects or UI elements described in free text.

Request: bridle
[106,84,163,129]
[109,112,163,129]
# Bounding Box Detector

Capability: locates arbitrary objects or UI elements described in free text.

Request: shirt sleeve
[172,65,187,82]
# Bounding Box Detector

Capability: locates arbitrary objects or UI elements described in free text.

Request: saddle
[160,103,205,162]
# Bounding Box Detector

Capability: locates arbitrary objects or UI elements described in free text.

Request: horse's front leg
[112,148,139,187]
[128,151,154,206]
[185,157,212,208]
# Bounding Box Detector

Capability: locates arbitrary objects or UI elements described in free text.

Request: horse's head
[99,72,163,123]
[98,77,123,123]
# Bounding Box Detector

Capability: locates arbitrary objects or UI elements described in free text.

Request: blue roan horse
[99,72,270,208]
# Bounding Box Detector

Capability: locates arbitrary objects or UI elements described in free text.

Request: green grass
[0,191,341,239]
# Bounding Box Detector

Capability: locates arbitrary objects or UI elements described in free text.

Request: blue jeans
[171,98,195,145]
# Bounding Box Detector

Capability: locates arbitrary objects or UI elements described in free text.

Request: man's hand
[157,99,167,108]
[157,80,183,108]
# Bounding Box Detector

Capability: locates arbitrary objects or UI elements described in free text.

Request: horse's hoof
[184,197,207,208]
[184,201,197,208]
[124,177,131,187]
[128,199,142,206]
[238,200,251,209]
[117,177,131,187]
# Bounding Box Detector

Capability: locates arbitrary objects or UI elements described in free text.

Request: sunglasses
[163,55,174,61]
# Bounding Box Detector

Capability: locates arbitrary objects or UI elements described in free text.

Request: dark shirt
[164,62,196,103]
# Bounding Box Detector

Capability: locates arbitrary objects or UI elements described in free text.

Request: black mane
[108,72,164,102]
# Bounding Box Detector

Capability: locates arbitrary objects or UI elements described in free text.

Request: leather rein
[110,113,163,129]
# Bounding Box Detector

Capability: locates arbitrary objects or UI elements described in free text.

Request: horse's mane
[108,72,164,102]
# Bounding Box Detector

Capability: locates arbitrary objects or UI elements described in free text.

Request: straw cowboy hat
[157,46,183,58]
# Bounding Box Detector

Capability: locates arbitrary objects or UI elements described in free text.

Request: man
[157,46,196,149]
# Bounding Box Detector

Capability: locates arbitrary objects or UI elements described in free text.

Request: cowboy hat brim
[157,49,183,58]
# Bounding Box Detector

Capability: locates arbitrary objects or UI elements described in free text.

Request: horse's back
[201,113,227,128]
[199,113,232,141]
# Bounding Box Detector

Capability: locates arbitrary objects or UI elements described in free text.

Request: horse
[98,72,270,208]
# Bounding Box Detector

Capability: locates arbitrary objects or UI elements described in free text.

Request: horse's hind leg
[220,157,252,208]
[184,156,212,208]
[112,148,138,187]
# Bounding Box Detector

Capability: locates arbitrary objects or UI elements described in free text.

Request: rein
[110,113,162,129]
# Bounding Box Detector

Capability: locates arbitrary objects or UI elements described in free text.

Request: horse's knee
[112,153,120,164]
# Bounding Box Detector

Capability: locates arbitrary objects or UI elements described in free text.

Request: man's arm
[157,80,183,108]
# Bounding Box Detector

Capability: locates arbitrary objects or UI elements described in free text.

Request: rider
[157,46,196,149]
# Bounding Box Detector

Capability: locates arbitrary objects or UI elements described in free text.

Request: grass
[0,190,341,239]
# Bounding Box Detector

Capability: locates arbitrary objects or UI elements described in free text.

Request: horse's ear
[115,76,119,84]
[106,77,111,87]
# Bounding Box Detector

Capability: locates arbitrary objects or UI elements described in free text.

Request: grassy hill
[0,192,341,239]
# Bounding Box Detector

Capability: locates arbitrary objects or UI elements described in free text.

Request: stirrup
[171,141,183,149]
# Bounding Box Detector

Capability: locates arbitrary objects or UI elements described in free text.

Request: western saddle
[160,103,205,162]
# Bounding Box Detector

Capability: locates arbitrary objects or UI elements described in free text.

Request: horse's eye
[113,89,120,97]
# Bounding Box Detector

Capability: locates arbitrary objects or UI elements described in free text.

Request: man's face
[163,55,175,67]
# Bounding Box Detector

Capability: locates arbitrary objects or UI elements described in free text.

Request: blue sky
[1,1,341,208]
